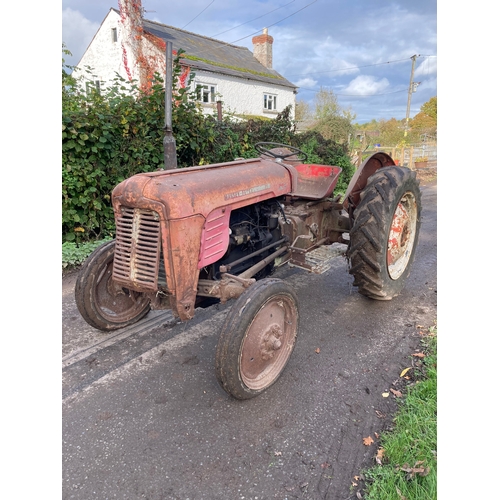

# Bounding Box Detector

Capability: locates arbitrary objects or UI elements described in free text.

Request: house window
[196,83,216,103]
[86,80,102,95]
[264,93,277,111]
[111,28,118,42]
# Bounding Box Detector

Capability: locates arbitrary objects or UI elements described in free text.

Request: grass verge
[361,324,437,499]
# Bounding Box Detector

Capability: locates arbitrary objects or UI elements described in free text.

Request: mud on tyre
[347,166,422,300]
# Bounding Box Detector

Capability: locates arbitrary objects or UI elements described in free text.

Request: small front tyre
[75,240,151,331]
[215,278,299,400]
[347,166,422,300]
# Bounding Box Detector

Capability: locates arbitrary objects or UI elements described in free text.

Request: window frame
[195,82,217,104]
[85,80,102,95]
[263,93,277,111]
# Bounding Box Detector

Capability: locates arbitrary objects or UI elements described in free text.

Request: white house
[74,1,297,119]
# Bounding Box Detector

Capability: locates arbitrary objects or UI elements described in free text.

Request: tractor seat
[286,164,342,200]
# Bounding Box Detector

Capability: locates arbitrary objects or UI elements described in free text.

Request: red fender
[342,152,395,211]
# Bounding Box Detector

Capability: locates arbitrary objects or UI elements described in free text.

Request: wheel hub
[239,294,297,391]
[260,324,283,360]
[106,270,127,297]
[387,192,418,280]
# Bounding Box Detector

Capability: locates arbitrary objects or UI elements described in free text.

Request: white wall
[74,10,296,119]
[192,71,295,119]
[74,10,129,90]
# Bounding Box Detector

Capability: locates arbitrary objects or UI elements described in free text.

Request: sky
[62,0,437,124]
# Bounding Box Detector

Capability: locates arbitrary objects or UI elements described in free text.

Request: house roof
[138,16,297,90]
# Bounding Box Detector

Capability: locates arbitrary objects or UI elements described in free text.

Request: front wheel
[75,240,151,331]
[347,166,422,300]
[215,278,299,400]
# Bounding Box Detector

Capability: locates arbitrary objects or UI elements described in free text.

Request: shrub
[62,238,112,269]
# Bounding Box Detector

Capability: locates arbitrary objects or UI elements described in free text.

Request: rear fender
[342,152,395,211]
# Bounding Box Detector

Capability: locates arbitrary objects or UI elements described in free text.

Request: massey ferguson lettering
[224,183,271,200]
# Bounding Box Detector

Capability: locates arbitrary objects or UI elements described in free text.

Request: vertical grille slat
[113,207,163,290]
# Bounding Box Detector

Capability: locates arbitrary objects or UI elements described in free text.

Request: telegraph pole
[404,54,420,137]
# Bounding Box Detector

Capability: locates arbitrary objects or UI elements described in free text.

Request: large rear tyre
[215,278,299,400]
[75,240,151,331]
[347,166,422,300]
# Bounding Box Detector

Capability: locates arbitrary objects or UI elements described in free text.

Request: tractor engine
[203,201,283,281]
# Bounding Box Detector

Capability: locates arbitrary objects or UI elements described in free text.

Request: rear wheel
[75,240,151,331]
[215,278,299,400]
[347,166,422,300]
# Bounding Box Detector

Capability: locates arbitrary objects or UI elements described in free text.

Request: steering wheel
[255,142,308,162]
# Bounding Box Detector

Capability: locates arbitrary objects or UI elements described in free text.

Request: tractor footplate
[289,243,346,274]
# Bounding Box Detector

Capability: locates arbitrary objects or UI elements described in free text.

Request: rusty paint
[386,192,418,280]
[168,216,206,320]
[111,152,350,322]
[343,152,395,211]
[290,164,342,199]
[239,294,297,390]
[198,207,231,268]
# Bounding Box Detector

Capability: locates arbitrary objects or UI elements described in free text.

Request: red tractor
[75,142,421,400]
[76,41,420,399]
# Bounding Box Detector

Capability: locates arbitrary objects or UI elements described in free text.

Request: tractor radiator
[112,207,163,291]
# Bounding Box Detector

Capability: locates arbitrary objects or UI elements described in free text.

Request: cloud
[293,77,318,89]
[62,8,100,66]
[343,75,390,96]
[415,57,437,77]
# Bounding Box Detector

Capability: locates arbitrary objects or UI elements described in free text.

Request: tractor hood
[112,157,293,220]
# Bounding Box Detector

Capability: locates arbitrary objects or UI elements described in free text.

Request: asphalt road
[62,181,437,500]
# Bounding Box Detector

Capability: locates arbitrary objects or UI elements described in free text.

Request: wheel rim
[94,256,150,323]
[240,294,297,391]
[387,191,418,280]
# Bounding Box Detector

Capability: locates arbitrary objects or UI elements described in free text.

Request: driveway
[62,180,437,500]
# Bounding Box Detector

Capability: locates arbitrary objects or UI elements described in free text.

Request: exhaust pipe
[163,40,177,169]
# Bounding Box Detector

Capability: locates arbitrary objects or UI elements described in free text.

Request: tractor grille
[113,207,162,290]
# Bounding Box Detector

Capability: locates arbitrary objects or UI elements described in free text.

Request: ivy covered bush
[62,45,355,257]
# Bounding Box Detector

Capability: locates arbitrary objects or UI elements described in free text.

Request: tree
[420,96,437,121]
[311,87,355,144]
[295,99,312,122]
[379,118,405,145]
[411,96,437,137]
[355,119,379,131]
[62,43,79,108]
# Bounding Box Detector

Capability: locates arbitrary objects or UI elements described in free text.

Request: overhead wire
[298,88,408,97]
[172,0,318,60]
[228,0,318,44]
[210,0,297,38]
[294,56,436,97]
[172,4,434,100]
[182,0,216,30]
[286,58,412,78]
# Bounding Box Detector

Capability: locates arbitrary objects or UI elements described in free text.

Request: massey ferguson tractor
[75,44,422,400]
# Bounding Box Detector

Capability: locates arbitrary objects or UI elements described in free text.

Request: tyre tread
[347,166,421,300]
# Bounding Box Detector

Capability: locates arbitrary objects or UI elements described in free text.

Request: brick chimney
[252,28,273,69]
